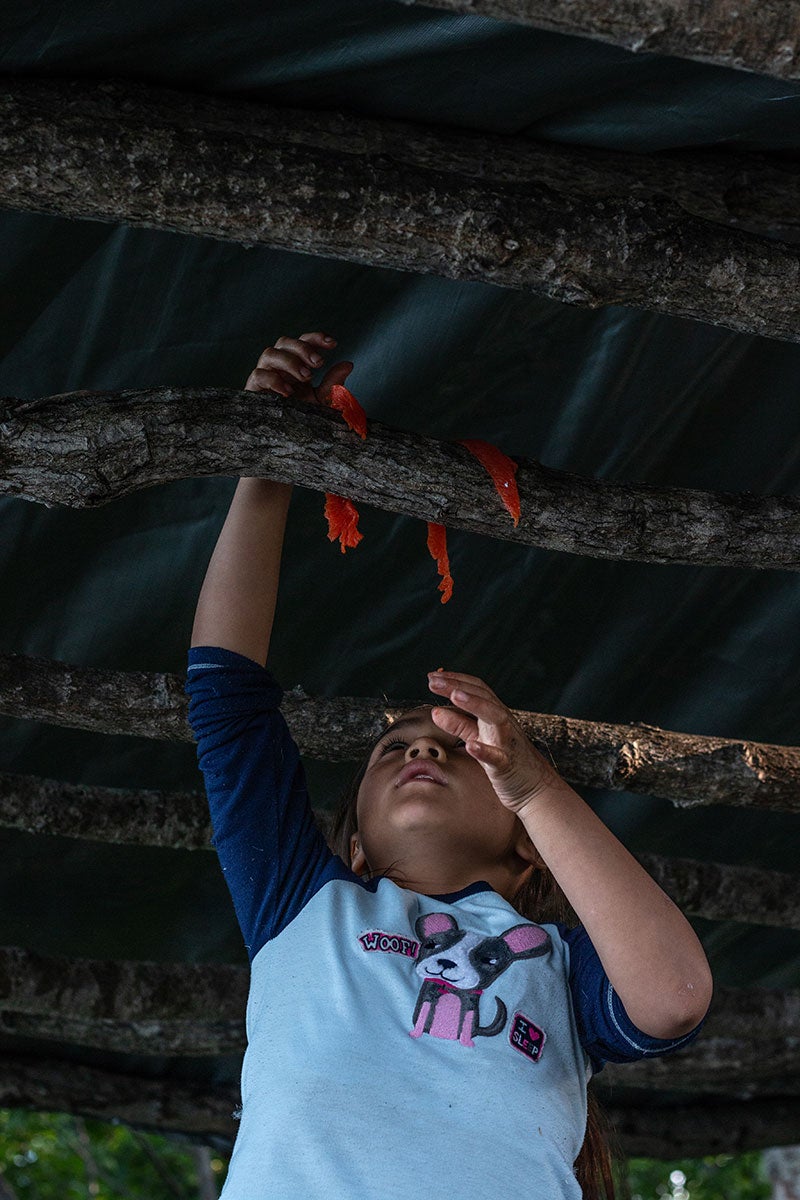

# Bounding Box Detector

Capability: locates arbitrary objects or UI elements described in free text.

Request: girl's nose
[408,741,442,758]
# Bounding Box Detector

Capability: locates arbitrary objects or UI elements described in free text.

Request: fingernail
[324,335,335,343]
[301,366,311,377]
[310,355,322,366]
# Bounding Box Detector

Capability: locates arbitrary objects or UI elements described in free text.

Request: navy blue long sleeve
[185,644,355,960]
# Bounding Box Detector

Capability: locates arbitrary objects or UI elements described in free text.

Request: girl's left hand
[427,669,560,815]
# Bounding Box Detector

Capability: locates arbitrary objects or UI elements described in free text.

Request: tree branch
[2,649,798,813]
[1,941,798,1086]
[0,1055,239,1138]
[3,389,800,569]
[0,1010,243,1056]
[635,852,800,930]
[0,945,247,1020]
[602,1097,800,1158]
[2,1051,800,1156]
[3,749,798,924]
[2,76,800,339]
[65,1115,142,1200]
[390,0,800,84]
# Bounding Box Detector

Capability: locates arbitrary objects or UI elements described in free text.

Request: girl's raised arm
[427,668,714,1041]
[190,330,351,666]
[515,778,713,1039]
[190,475,293,667]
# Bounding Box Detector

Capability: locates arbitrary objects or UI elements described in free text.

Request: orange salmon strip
[328,384,367,439]
[324,493,364,554]
[456,438,520,527]
[426,521,454,604]
[319,384,367,552]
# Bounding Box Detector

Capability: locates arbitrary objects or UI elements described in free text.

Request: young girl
[185,330,713,1200]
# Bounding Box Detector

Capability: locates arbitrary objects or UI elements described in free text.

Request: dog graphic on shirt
[410,912,550,1047]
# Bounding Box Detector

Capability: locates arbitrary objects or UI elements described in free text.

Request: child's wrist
[514,772,574,824]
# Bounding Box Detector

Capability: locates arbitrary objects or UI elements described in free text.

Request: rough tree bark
[0,1055,239,1139]
[1,57,798,1176]
[392,0,800,83]
[0,769,214,850]
[2,649,798,811]
[0,941,796,1091]
[608,1098,800,1158]
[634,852,800,929]
[1,1002,796,1089]
[3,77,800,338]
[0,1010,243,1056]
[2,1052,799,1158]
[0,945,247,1020]
[1,756,798,923]
[3,388,800,570]
[604,982,800,1095]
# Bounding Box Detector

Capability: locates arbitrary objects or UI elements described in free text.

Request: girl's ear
[514,823,545,871]
[350,832,367,875]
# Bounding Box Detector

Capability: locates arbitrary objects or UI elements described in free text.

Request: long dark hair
[323,705,627,1200]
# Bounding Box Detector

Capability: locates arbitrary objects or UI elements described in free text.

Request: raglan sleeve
[184,645,344,961]
[559,922,708,1075]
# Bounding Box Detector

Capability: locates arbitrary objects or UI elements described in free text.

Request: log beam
[3,388,800,571]
[1,766,798,925]
[391,0,800,85]
[0,1054,239,1140]
[2,76,800,339]
[605,1097,800,1158]
[635,852,800,930]
[0,945,247,1021]
[3,1052,800,1157]
[1,649,799,813]
[0,1010,243,1056]
[2,942,799,1090]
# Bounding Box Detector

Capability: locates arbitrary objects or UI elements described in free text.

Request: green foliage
[626,1151,771,1200]
[0,1108,776,1199]
[0,1109,230,1199]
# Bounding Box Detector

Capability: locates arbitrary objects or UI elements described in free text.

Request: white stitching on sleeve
[605,982,697,1056]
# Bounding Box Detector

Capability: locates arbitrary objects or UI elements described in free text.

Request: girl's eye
[378,737,467,756]
[379,739,407,755]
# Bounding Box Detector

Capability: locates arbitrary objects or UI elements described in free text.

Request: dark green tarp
[1,0,799,1128]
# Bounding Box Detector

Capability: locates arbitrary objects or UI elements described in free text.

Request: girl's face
[350,705,540,895]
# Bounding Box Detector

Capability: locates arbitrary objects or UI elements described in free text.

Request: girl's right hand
[244,331,354,407]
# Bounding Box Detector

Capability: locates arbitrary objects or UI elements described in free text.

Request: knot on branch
[611,740,641,784]
[740,742,772,784]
